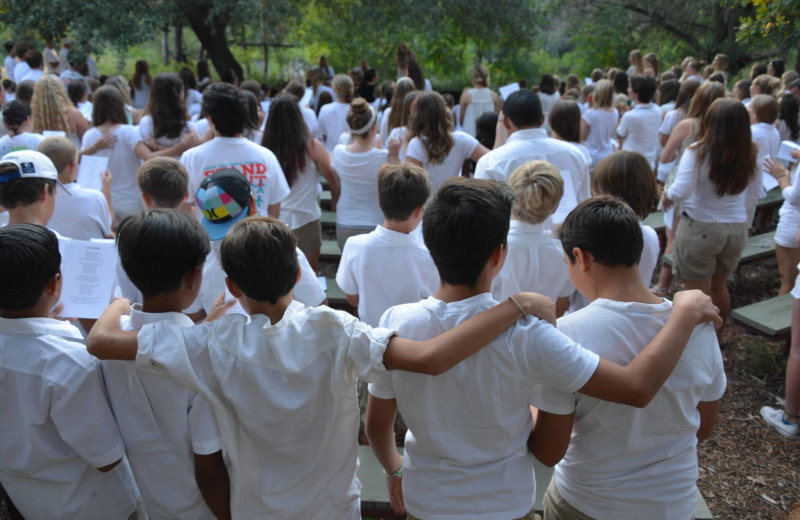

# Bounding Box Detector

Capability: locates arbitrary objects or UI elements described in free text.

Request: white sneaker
[760,406,800,439]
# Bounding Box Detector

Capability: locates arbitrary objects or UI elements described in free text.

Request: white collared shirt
[0,317,140,519]
[474,127,591,204]
[751,122,780,173]
[491,220,573,302]
[50,182,112,240]
[136,302,395,519]
[616,103,663,168]
[102,305,222,519]
[407,131,479,192]
[336,225,439,326]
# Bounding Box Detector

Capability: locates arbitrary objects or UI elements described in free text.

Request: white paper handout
[58,237,116,319]
[42,130,67,138]
[584,77,593,86]
[551,170,578,224]
[778,140,800,163]
[763,171,779,192]
[76,155,109,192]
[498,82,520,101]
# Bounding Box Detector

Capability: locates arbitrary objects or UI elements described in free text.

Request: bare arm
[387,137,402,165]
[580,118,590,142]
[86,299,138,360]
[459,88,471,126]
[267,203,281,218]
[696,400,720,442]
[470,143,489,162]
[345,293,359,307]
[134,131,198,161]
[97,458,122,473]
[311,138,340,210]
[660,119,691,164]
[100,170,116,235]
[527,408,574,467]
[194,451,232,520]
[365,395,405,515]
[382,292,554,375]
[406,157,423,168]
[576,290,722,408]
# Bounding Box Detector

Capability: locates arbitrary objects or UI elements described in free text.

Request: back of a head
[590,69,603,83]
[180,68,196,91]
[657,79,680,106]
[106,75,131,103]
[220,216,298,304]
[751,63,768,80]
[509,160,563,225]
[674,80,700,112]
[378,163,430,221]
[558,195,643,267]
[15,80,35,105]
[407,61,425,91]
[66,80,86,106]
[591,151,656,220]
[332,74,354,103]
[12,42,32,60]
[408,92,453,164]
[25,50,43,70]
[714,53,729,71]
[548,100,581,143]
[203,83,247,137]
[0,151,57,210]
[92,85,128,126]
[0,223,60,311]
[399,90,421,127]
[470,64,490,87]
[593,81,615,109]
[346,98,377,137]
[630,74,656,103]
[613,72,628,95]
[117,209,209,298]
[137,157,189,208]
[753,74,779,97]
[780,94,800,140]
[422,177,514,286]
[733,79,751,101]
[2,100,31,132]
[284,81,305,100]
[38,136,77,176]
[750,94,779,125]
[262,94,308,186]
[240,80,261,100]
[539,74,556,95]
[475,111,498,150]
[240,90,261,131]
[503,89,542,129]
[147,72,188,139]
[387,77,416,131]
[686,81,725,121]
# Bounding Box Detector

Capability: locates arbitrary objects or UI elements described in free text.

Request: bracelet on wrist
[383,467,402,478]
[508,295,527,317]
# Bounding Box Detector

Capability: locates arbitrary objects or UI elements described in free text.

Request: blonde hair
[37,137,77,175]
[332,74,354,103]
[470,64,490,87]
[509,161,564,224]
[31,75,71,134]
[752,74,780,97]
[592,79,614,109]
[749,94,779,124]
[629,50,644,74]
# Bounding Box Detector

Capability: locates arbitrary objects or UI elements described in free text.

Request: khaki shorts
[336,225,374,250]
[407,507,540,520]
[543,479,596,520]
[293,219,321,257]
[673,215,748,281]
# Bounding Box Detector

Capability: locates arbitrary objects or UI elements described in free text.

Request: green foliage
[735,0,800,55]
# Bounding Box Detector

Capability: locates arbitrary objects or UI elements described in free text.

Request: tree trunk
[173,25,184,63]
[796,41,800,73]
[161,26,170,66]
[183,4,243,83]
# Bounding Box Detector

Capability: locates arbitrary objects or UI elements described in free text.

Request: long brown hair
[131,59,152,90]
[387,77,416,133]
[262,95,309,187]
[693,98,757,197]
[686,81,725,142]
[145,73,188,139]
[408,91,453,164]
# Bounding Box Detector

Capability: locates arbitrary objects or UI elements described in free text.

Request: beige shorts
[673,215,748,281]
[292,219,321,257]
[407,507,540,520]
[543,479,596,520]
[336,225,374,250]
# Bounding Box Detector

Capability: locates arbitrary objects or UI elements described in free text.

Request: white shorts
[792,263,800,299]
[776,205,800,248]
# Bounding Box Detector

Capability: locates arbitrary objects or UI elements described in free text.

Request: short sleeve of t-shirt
[187,392,223,455]
[368,308,404,399]
[263,151,291,207]
[138,116,154,141]
[406,137,427,164]
[700,325,727,402]
[51,362,126,468]
[452,131,480,161]
[659,110,680,136]
[335,239,360,296]
[616,112,631,138]
[293,248,325,306]
[120,124,143,151]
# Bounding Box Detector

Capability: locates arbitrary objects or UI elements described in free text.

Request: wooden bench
[320,190,332,210]
[643,210,665,233]
[323,277,350,308]
[320,239,342,261]
[661,231,776,268]
[322,209,336,229]
[357,446,713,518]
[731,292,793,338]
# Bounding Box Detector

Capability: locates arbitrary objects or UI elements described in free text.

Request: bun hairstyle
[2,100,31,133]
[470,64,490,87]
[347,98,376,137]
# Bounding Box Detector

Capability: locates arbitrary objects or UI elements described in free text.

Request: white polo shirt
[616,103,663,169]
[751,122,780,173]
[136,302,395,519]
[336,225,439,326]
[368,294,599,520]
[317,101,351,152]
[102,306,222,519]
[50,182,112,240]
[0,317,140,519]
[491,220,573,303]
[180,136,290,218]
[474,127,591,203]
[407,131,479,192]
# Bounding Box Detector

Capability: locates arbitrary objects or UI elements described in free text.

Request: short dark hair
[136,157,189,208]
[548,100,581,143]
[0,223,60,311]
[0,164,55,209]
[14,80,35,104]
[591,151,657,219]
[117,209,210,298]
[502,89,542,129]
[423,177,513,286]
[25,50,43,69]
[630,74,657,103]
[203,83,247,137]
[66,80,86,106]
[378,163,430,221]
[220,217,298,303]
[557,195,643,267]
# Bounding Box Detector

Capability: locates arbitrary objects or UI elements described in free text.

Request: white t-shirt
[330,145,387,227]
[368,294,600,520]
[135,302,395,519]
[0,132,45,156]
[581,108,619,167]
[491,220,574,303]
[0,317,140,519]
[49,182,112,240]
[617,103,663,168]
[659,108,685,138]
[379,106,392,148]
[102,306,222,520]
[406,131,479,192]
[640,223,660,286]
[81,125,144,218]
[13,61,30,84]
[279,154,320,230]
[20,68,44,83]
[180,136,290,217]
[461,87,495,137]
[4,54,15,79]
[131,83,150,110]
[552,298,726,520]
[336,225,439,326]
[138,115,197,151]
[751,122,780,174]
[317,101,351,152]
[301,106,318,136]
[387,126,409,162]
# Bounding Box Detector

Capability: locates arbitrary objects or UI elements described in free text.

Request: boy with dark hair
[616,74,662,169]
[181,83,290,218]
[87,214,559,518]
[365,178,721,519]
[336,163,438,326]
[541,196,724,520]
[104,209,231,520]
[0,223,143,519]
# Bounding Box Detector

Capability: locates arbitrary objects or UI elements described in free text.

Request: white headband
[351,105,377,135]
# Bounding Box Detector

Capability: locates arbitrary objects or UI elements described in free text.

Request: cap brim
[201,208,248,242]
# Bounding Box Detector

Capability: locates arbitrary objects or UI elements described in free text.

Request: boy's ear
[225,277,242,299]
[140,192,154,210]
[572,247,593,272]
[296,266,301,285]
[412,205,425,220]
[183,265,203,291]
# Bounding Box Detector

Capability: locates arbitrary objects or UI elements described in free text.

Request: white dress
[461,88,495,137]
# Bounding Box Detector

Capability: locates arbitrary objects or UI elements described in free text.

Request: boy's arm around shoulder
[382,292,555,375]
[528,408,574,467]
[194,450,231,520]
[577,290,722,408]
[86,299,138,360]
